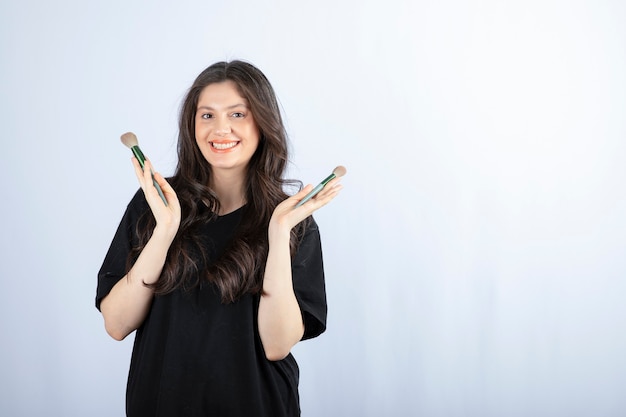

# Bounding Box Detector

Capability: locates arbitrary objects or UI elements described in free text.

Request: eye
[200,113,213,119]
[232,112,245,118]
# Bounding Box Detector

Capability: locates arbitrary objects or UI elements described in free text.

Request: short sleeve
[292,218,328,340]
[95,190,149,311]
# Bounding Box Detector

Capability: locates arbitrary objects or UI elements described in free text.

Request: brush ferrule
[320,172,337,186]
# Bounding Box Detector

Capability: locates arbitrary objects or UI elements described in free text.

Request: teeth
[211,142,237,150]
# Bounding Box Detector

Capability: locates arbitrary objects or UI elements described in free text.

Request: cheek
[194,127,208,151]
[251,125,261,146]
[250,132,261,151]
[195,123,209,141]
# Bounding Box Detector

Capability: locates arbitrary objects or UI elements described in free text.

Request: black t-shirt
[96,190,327,417]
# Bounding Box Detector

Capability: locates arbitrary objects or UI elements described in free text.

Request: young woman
[96,60,342,416]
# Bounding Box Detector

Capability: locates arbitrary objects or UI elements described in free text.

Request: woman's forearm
[258,229,305,361]
[100,227,174,341]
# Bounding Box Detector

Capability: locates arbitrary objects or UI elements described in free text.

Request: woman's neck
[210,169,247,215]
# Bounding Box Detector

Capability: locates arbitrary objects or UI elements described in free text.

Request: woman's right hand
[101,157,180,340]
[132,157,181,240]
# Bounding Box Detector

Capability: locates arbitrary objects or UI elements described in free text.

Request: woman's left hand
[260,176,343,360]
[269,177,344,238]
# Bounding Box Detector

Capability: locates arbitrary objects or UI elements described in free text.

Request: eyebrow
[197,104,248,111]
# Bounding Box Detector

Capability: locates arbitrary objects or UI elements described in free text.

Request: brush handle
[131,146,168,206]
[295,183,324,207]
[295,172,337,208]
[152,178,168,206]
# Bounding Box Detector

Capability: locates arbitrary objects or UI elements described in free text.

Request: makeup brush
[120,132,168,206]
[295,165,347,208]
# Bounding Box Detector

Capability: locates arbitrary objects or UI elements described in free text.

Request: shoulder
[115,189,151,233]
[293,216,323,263]
[126,188,150,213]
[126,175,176,210]
[300,216,320,242]
[306,216,319,231]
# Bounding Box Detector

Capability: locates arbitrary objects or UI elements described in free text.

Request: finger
[295,184,315,198]
[136,159,164,206]
[316,178,342,198]
[130,156,155,188]
[152,171,181,210]
[287,184,315,209]
[152,171,171,193]
[305,183,343,210]
[131,157,145,186]
[303,179,342,205]
[142,158,154,181]
[317,186,343,205]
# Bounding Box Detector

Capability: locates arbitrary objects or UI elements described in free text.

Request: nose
[214,116,231,136]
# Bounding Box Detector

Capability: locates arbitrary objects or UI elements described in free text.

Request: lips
[210,141,239,151]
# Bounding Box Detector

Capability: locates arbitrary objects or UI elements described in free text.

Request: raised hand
[131,157,181,240]
[269,177,343,238]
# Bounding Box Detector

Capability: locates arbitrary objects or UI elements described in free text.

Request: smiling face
[194,80,260,180]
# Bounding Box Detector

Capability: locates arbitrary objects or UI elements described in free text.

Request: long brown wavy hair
[129,60,308,303]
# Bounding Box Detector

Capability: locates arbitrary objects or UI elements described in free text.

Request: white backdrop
[1,1,625,416]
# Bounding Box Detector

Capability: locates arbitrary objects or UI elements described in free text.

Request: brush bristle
[120,132,138,148]
[333,165,347,177]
